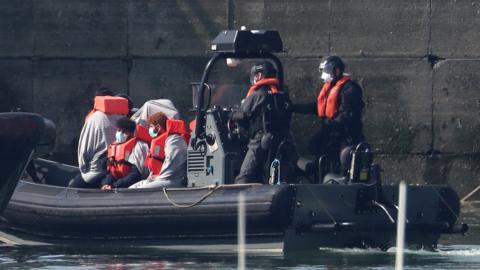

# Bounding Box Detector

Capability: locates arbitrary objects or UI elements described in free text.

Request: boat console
[187,29,286,187]
[187,102,247,186]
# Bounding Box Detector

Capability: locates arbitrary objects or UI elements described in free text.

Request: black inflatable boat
[0,158,466,252]
[0,30,468,253]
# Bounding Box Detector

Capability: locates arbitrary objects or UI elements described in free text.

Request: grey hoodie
[77,111,123,183]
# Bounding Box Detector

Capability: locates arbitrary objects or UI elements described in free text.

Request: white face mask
[319,61,327,70]
[250,72,263,85]
[321,71,333,83]
[115,131,127,143]
[149,127,158,138]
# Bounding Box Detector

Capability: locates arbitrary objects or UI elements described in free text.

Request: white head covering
[130,99,180,127]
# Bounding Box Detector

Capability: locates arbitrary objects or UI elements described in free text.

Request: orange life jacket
[135,125,152,144]
[107,137,137,179]
[84,96,129,122]
[246,78,279,97]
[145,119,188,176]
[316,75,351,119]
[189,119,196,133]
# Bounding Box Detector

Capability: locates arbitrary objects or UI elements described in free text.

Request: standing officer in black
[232,61,293,184]
[293,56,365,174]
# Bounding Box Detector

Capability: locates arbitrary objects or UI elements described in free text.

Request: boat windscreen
[192,83,249,110]
[191,58,275,110]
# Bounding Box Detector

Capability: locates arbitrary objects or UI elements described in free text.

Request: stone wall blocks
[431,0,480,58]
[377,153,480,199]
[346,58,432,154]
[330,0,429,57]
[433,59,480,154]
[32,59,128,154]
[128,0,227,57]
[128,58,207,119]
[33,0,128,57]
[0,60,33,112]
[0,1,34,57]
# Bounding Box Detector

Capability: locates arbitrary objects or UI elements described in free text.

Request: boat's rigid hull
[0,178,461,251]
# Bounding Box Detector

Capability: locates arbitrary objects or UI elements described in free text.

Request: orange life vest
[145,119,188,176]
[135,125,152,144]
[246,78,279,97]
[84,96,129,122]
[107,137,137,179]
[316,75,351,119]
[189,119,196,133]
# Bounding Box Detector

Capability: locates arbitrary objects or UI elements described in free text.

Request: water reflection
[0,226,478,269]
[0,244,479,270]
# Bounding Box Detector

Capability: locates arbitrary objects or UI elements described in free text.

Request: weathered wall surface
[1,0,480,198]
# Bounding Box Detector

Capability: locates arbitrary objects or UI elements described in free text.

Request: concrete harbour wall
[1,0,480,198]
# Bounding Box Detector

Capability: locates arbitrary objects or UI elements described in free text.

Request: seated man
[130,99,184,177]
[129,112,188,189]
[100,117,148,189]
[69,95,130,188]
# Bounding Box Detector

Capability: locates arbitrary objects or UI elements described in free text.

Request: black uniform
[293,79,364,173]
[232,85,293,184]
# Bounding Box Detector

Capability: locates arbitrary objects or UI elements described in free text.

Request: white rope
[461,184,480,203]
[162,185,222,208]
[161,183,262,208]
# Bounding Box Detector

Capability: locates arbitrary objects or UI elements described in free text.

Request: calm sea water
[0,230,478,270]
[0,244,479,269]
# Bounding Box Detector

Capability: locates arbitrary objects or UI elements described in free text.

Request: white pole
[395,181,407,270]
[238,192,246,270]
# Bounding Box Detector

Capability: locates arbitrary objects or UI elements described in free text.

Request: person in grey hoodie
[69,89,130,188]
